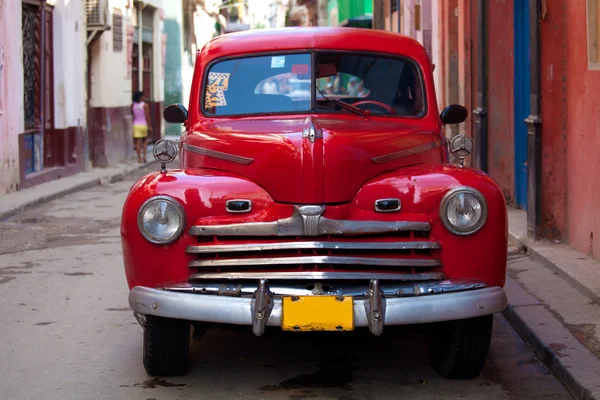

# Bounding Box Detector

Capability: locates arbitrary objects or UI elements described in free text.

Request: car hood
[182,116,445,204]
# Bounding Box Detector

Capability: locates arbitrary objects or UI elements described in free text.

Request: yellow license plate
[282,295,354,332]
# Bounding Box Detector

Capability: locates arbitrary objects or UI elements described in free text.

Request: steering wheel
[350,100,397,115]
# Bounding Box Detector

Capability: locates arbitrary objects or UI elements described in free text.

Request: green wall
[163,18,183,136]
[337,0,372,25]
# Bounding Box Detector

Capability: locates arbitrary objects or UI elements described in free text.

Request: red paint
[88,106,134,167]
[486,0,515,205]
[121,28,507,291]
[539,0,568,239]
[565,1,600,257]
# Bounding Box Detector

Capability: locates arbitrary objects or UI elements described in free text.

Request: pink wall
[0,0,23,194]
[539,0,568,240]
[486,0,515,204]
[565,0,600,257]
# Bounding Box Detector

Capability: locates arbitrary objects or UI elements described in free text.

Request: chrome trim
[137,195,186,245]
[251,279,273,336]
[189,256,441,268]
[182,143,254,165]
[439,186,488,236]
[365,279,385,335]
[187,271,446,281]
[371,140,444,164]
[374,198,402,213]
[189,205,430,237]
[226,199,252,213]
[302,121,323,143]
[156,278,483,297]
[129,285,507,333]
[185,240,441,254]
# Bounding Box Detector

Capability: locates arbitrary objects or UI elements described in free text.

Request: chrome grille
[187,212,441,278]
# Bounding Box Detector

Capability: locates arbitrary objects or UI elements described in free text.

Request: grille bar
[186,241,441,254]
[189,256,441,268]
[188,271,446,281]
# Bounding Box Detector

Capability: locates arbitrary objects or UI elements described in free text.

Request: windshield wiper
[315,85,368,118]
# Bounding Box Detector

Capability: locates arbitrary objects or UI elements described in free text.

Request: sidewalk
[504,208,600,400]
[0,155,157,221]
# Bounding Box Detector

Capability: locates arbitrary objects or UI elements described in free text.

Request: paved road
[0,167,574,400]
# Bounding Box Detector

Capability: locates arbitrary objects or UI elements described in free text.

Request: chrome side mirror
[163,104,188,124]
[449,134,474,168]
[440,104,468,125]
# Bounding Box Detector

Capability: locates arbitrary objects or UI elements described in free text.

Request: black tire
[143,315,190,376]
[430,314,493,379]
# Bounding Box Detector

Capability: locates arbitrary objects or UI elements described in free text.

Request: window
[391,0,398,13]
[113,8,123,52]
[203,52,426,118]
[204,53,312,116]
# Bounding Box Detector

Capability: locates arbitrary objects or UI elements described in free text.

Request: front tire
[430,314,493,379]
[143,315,190,376]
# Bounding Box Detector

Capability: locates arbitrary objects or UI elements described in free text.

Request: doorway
[513,0,530,209]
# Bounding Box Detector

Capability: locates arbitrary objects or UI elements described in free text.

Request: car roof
[198,27,426,62]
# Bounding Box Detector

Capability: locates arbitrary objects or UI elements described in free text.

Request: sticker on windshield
[271,56,285,68]
[205,72,230,107]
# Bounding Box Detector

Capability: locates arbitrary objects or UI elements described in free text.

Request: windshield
[203,52,426,118]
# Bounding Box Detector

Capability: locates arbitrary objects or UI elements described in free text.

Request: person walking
[131,91,152,163]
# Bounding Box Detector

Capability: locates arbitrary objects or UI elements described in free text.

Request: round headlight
[439,187,487,235]
[137,196,186,244]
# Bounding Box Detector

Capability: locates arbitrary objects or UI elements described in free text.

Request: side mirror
[440,104,468,125]
[163,103,188,124]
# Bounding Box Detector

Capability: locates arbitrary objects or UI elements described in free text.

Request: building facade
[0,0,87,193]
[0,0,227,195]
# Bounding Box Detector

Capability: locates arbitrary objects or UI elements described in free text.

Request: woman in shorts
[131,91,153,163]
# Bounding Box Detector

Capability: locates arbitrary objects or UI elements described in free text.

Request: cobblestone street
[0,167,573,400]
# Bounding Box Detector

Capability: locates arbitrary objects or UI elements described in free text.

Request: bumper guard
[129,279,507,336]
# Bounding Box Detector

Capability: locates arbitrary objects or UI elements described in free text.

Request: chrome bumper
[129,279,507,336]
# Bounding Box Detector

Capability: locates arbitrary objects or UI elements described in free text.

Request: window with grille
[113,8,123,52]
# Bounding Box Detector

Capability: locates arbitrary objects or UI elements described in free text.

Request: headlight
[439,187,487,235]
[137,196,186,244]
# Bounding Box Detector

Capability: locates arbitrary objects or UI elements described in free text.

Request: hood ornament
[302,120,322,143]
[153,138,179,173]
[449,134,474,168]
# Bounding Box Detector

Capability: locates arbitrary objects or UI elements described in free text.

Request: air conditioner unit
[87,0,109,28]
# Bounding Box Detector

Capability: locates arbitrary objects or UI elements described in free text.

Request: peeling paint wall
[0,0,24,194]
[486,0,515,205]
[565,0,600,258]
[539,0,568,241]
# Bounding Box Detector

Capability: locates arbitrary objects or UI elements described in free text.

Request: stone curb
[0,160,158,221]
[505,224,600,400]
[502,303,600,400]
[508,232,600,313]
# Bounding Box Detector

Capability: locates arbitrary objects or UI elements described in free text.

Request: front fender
[121,168,283,289]
[353,164,508,287]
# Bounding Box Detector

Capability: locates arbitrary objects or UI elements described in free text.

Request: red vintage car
[123,27,508,379]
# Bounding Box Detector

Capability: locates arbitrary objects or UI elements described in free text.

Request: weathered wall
[89,0,134,109]
[539,0,568,240]
[52,0,87,131]
[431,0,441,105]
[565,0,600,257]
[486,0,515,204]
[52,0,87,169]
[0,0,24,194]
[88,0,166,166]
[88,0,135,167]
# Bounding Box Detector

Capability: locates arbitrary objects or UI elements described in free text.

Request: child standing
[132,91,153,163]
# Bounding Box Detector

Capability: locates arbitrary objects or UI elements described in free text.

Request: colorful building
[0,0,226,196]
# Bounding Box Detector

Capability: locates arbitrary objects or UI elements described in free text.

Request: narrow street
[0,166,573,400]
